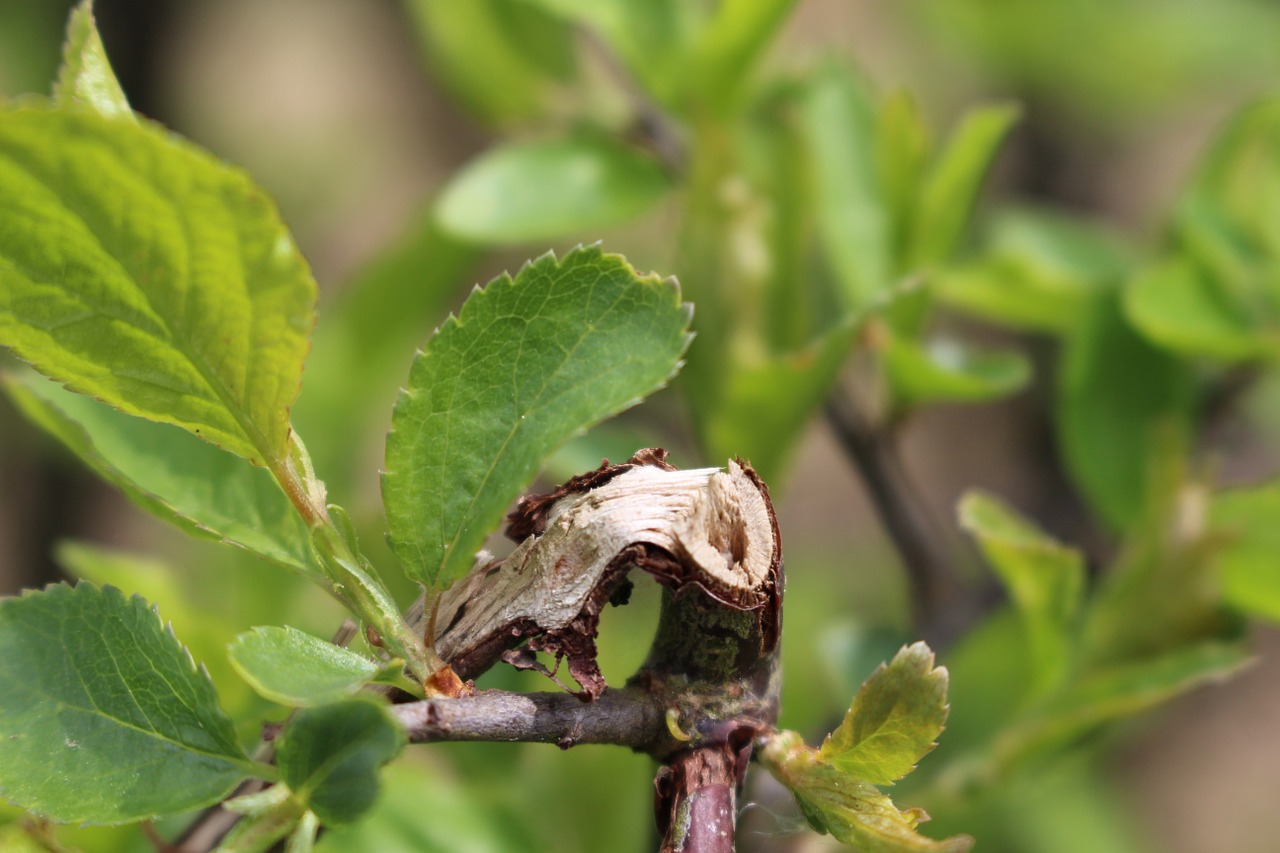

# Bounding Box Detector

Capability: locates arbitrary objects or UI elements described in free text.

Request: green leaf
[436,136,670,244]
[1125,259,1279,361]
[958,491,1084,690]
[702,320,858,484]
[934,209,1127,334]
[1058,294,1195,528]
[405,0,576,124]
[998,642,1251,767]
[1210,483,1280,620]
[53,0,132,120]
[229,626,401,707]
[317,760,532,853]
[762,731,972,853]
[0,583,256,824]
[4,372,317,575]
[0,105,316,467]
[383,245,691,588]
[690,0,799,106]
[522,0,693,103]
[819,642,950,787]
[802,64,890,309]
[907,103,1019,267]
[880,330,1030,408]
[277,698,406,826]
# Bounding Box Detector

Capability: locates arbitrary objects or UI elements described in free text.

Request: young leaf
[229,626,403,707]
[5,372,318,576]
[1058,294,1195,528]
[701,320,859,483]
[276,698,406,826]
[762,730,972,853]
[958,491,1084,689]
[818,642,950,787]
[1210,483,1280,621]
[880,331,1031,409]
[997,641,1251,768]
[690,0,799,105]
[383,245,691,588]
[907,103,1019,267]
[1125,257,1279,362]
[0,105,316,467]
[405,0,575,125]
[802,64,890,309]
[53,0,132,120]
[0,583,258,824]
[436,137,670,244]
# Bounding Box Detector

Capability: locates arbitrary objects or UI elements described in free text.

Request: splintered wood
[428,450,781,698]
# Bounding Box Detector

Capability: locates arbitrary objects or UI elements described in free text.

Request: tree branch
[824,387,971,645]
[655,745,739,853]
[391,687,674,752]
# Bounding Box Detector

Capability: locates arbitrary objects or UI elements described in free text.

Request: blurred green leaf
[1058,294,1195,528]
[1210,482,1280,621]
[291,216,477,491]
[54,0,131,120]
[958,491,1084,692]
[909,0,1280,125]
[383,246,691,589]
[998,642,1250,767]
[521,0,694,103]
[934,209,1127,333]
[1083,447,1239,664]
[406,0,576,124]
[702,320,858,484]
[5,372,318,576]
[819,642,950,787]
[436,136,670,244]
[229,626,403,708]
[689,0,798,107]
[803,63,890,309]
[881,329,1031,408]
[1125,259,1278,361]
[907,103,1018,267]
[0,105,316,468]
[763,730,972,852]
[317,760,533,853]
[0,584,258,824]
[277,698,405,826]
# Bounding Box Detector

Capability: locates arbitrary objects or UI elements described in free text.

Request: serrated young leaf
[54,0,132,120]
[383,245,691,589]
[0,105,316,467]
[818,642,950,787]
[958,490,1084,691]
[5,372,317,576]
[277,698,406,826]
[229,626,402,707]
[762,730,973,853]
[0,583,258,824]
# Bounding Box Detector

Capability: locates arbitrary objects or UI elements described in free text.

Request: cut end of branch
[429,449,781,698]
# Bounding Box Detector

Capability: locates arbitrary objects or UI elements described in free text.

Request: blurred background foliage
[4,1,1280,851]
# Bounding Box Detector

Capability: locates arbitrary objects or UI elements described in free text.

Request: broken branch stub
[428,449,782,699]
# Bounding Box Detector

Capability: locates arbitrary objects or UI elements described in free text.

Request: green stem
[272,432,441,685]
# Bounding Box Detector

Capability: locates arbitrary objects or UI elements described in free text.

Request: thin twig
[824,387,970,645]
